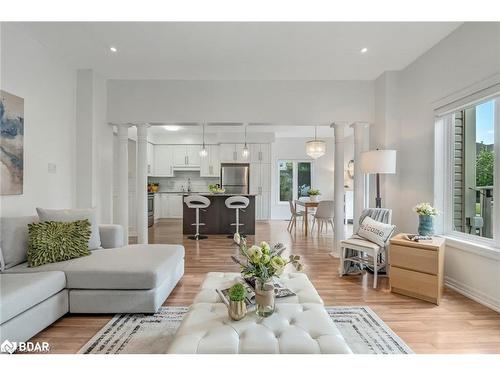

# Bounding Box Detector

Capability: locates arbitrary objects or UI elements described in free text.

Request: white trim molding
[445,276,500,313]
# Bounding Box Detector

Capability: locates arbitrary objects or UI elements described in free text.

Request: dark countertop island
[182,194,256,235]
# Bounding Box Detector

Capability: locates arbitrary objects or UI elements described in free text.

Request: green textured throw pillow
[27,220,92,267]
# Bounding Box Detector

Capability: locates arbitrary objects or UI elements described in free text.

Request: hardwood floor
[31,219,500,354]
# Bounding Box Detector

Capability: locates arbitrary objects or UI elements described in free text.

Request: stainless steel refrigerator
[221,164,249,194]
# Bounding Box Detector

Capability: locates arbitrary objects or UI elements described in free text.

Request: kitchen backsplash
[148,171,219,193]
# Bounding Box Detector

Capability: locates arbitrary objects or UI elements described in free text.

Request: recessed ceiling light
[163,125,181,131]
[110,46,117,53]
[360,47,368,54]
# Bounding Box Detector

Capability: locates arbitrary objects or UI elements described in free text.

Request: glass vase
[418,215,434,236]
[255,278,275,317]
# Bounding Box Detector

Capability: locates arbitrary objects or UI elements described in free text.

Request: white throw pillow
[36,207,101,250]
[357,216,395,247]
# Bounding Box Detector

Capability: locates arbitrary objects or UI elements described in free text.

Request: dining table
[294,199,319,236]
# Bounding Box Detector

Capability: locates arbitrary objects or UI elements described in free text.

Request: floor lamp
[360,149,397,208]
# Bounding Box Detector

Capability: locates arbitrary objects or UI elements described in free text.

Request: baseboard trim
[445,276,500,313]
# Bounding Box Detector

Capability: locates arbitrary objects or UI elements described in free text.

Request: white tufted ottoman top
[192,272,324,305]
[168,303,352,354]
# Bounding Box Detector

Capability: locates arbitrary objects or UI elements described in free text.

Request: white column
[331,123,346,258]
[136,125,149,244]
[350,122,370,231]
[116,125,129,245]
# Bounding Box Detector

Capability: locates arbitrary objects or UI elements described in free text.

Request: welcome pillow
[27,220,92,267]
[357,216,395,246]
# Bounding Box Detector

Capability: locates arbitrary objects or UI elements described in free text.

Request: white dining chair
[287,200,306,231]
[310,200,334,234]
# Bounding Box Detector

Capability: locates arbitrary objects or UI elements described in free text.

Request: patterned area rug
[78,306,412,354]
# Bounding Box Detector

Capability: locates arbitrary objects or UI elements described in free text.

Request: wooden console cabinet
[389,233,445,305]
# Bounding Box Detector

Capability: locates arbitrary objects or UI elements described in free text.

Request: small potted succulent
[307,188,321,202]
[228,283,247,321]
[414,202,438,236]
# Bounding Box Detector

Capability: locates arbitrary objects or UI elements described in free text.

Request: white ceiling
[18,22,461,80]
[146,123,350,138]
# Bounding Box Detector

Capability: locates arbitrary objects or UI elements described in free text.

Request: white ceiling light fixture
[199,123,208,158]
[306,126,326,159]
[109,46,117,52]
[360,47,368,54]
[163,125,181,131]
[242,123,250,159]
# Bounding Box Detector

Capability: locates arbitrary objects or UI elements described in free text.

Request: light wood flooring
[31,219,500,354]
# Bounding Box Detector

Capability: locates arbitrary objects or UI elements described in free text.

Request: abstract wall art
[0,90,24,195]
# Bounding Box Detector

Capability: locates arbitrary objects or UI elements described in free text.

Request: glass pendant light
[199,122,208,158]
[242,123,250,159]
[306,126,326,159]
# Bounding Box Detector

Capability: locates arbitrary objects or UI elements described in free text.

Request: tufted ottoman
[168,303,352,354]
[192,272,324,305]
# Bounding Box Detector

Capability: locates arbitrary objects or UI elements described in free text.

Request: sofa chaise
[0,216,185,344]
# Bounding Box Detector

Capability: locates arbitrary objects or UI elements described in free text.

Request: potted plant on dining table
[231,233,303,317]
[307,188,321,202]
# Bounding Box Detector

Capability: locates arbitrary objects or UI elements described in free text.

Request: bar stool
[184,195,211,240]
[225,196,250,237]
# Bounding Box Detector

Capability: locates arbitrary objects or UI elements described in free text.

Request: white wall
[108,80,374,124]
[393,23,500,232]
[0,23,76,216]
[75,69,113,223]
[374,23,500,311]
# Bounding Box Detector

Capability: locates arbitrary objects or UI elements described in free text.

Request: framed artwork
[0,90,24,195]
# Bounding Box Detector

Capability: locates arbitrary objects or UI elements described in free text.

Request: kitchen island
[183,194,256,235]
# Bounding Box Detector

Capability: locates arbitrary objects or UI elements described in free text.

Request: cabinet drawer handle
[259,151,262,161]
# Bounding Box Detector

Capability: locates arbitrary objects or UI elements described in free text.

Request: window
[435,92,499,246]
[278,160,313,202]
[452,101,495,239]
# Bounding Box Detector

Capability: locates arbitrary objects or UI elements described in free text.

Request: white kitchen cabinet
[250,162,271,220]
[219,144,235,162]
[219,143,249,163]
[153,194,160,222]
[186,145,201,166]
[200,145,220,177]
[250,143,271,164]
[168,195,184,218]
[160,194,169,218]
[172,145,202,167]
[256,191,271,220]
[153,145,174,177]
[172,145,186,166]
[158,193,184,219]
[259,144,271,163]
[147,142,154,176]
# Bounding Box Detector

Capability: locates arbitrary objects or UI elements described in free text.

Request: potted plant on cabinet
[413,202,438,236]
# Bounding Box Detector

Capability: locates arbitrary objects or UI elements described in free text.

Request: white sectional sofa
[0,216,185,344]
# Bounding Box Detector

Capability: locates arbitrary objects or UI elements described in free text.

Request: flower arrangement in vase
[307,188,321,202]
[227,283,247,321]
[413,202,438,236]
[231,233,303,317]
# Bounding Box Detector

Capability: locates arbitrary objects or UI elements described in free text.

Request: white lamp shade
[360,149,397,174]
[306,140,326,159]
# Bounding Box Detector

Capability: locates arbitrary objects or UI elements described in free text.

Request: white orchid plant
[414,202,438,216]
[231,233,303,282]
